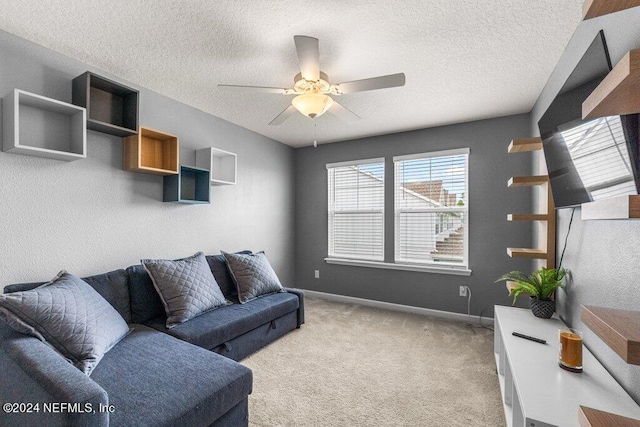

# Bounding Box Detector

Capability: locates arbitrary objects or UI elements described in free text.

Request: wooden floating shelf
[579,406,640,427]
[581,305,640,365]
[583,49,640,119]
[505,280,531,296]
[583,0,640,20]
[581,195,640,220]
[507,137,542,153]
[123,126,179,175]
[507,214,548,221]
[508,176,549,187]
[507,248,547,259]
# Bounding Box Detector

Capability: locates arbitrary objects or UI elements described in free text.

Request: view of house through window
[327,159,385,261]
[327,149,469,271]
[394,149,469,268]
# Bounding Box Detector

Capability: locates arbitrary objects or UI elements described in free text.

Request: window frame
[326,157,385,262]
[393,148,470,270]
[324,149,471,276]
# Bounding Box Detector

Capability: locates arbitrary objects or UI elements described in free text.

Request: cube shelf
[195,147,237,185]
[124,126,179,175]
[72,72,139,137]
[163,165,210,204]
[2,89,86,161]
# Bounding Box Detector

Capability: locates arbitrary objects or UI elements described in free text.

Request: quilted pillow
[206,250,252,298]
[142,252,227,328]
[0,271,130,375]
[222,251,284,303]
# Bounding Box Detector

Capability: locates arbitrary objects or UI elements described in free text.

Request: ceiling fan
[218,35,406,126]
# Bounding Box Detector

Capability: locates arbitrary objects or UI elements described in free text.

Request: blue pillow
[142,252,227,328]
[222,251,284,303]
[0,271,130,375]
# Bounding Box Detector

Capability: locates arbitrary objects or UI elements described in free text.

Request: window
[394,148,469,268]
[327,158,385,261]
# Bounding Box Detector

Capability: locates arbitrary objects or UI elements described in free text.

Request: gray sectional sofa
[0,254,304,426]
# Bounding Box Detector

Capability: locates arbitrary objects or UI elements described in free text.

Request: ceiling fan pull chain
[313,120,318,148]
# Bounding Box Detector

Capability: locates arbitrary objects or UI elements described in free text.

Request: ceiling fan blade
[218,84,292,95]
[328,100,360,123]
[269,105,297,126]
[332,73,406,94]
[294,35,320,81]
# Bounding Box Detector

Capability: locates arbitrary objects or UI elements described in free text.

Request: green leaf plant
[495,267,568,304]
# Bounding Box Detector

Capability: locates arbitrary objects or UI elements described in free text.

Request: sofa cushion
[0,271,130,375]
[127,264,165,325]
[145,292,299,351]
[4,269,131,323]
[142,252,227,328]
[222,251,284,303]
[90,324,252,427]
[206,250,251,298]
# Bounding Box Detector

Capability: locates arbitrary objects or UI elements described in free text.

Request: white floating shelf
[195,147,237,185]
[3,89,87,161]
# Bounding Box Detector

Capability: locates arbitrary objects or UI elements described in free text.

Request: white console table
[494,306,640,427]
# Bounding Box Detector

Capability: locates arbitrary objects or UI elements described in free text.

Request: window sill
[324,258,472,276]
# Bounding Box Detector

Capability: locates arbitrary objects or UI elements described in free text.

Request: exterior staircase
[431,226,464,262]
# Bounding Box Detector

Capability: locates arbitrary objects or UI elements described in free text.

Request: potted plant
[495,267,568,318]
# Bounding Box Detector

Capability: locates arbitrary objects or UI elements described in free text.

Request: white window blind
[394,149,469,268]
[327,159,385,261]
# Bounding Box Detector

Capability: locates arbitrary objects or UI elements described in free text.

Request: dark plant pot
[530,297,555,319]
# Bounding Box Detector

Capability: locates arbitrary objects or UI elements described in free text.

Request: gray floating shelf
[72,72,139,137]
[163,165,211,204]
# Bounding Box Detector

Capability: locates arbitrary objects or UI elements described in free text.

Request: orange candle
[559,328,583,373]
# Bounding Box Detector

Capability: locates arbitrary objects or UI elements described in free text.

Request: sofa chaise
[0,252,304,426]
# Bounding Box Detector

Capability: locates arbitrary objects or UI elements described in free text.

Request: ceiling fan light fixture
[291,93,333,118]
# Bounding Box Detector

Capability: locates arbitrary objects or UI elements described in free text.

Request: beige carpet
[242,297,505,427]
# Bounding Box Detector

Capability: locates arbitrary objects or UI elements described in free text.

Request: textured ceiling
[0,0,583,147]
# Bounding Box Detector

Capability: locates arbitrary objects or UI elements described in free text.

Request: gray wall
[0,30,295,288]
[529,7,640,403]
[295,114,533,317]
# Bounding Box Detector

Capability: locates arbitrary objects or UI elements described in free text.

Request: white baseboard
[294,289,493,324]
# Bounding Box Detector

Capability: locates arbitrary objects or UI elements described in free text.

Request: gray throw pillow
[142,252,227,328]
[0,271,130,375]
[222,251,284,303]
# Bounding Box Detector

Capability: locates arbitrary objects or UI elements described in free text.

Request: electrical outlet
[459,286,467,297]
[314,270,320,279]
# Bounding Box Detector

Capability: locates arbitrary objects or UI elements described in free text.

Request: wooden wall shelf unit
[506,248,547,259]
[124,127,179,175]
[507,214,548,221]
[581,305,640,365]
[507,137,543,153]
[494,306,640,427]
[581,195,640,220]
[506,138,556,268]
[195,147,237,185]
[583,49,640,119]
[3,89,86,161]
[72,72,139,137]
[163,165,210,204]
[579,406,640,427]
[583,0,640,20]
[508,175,549,187]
